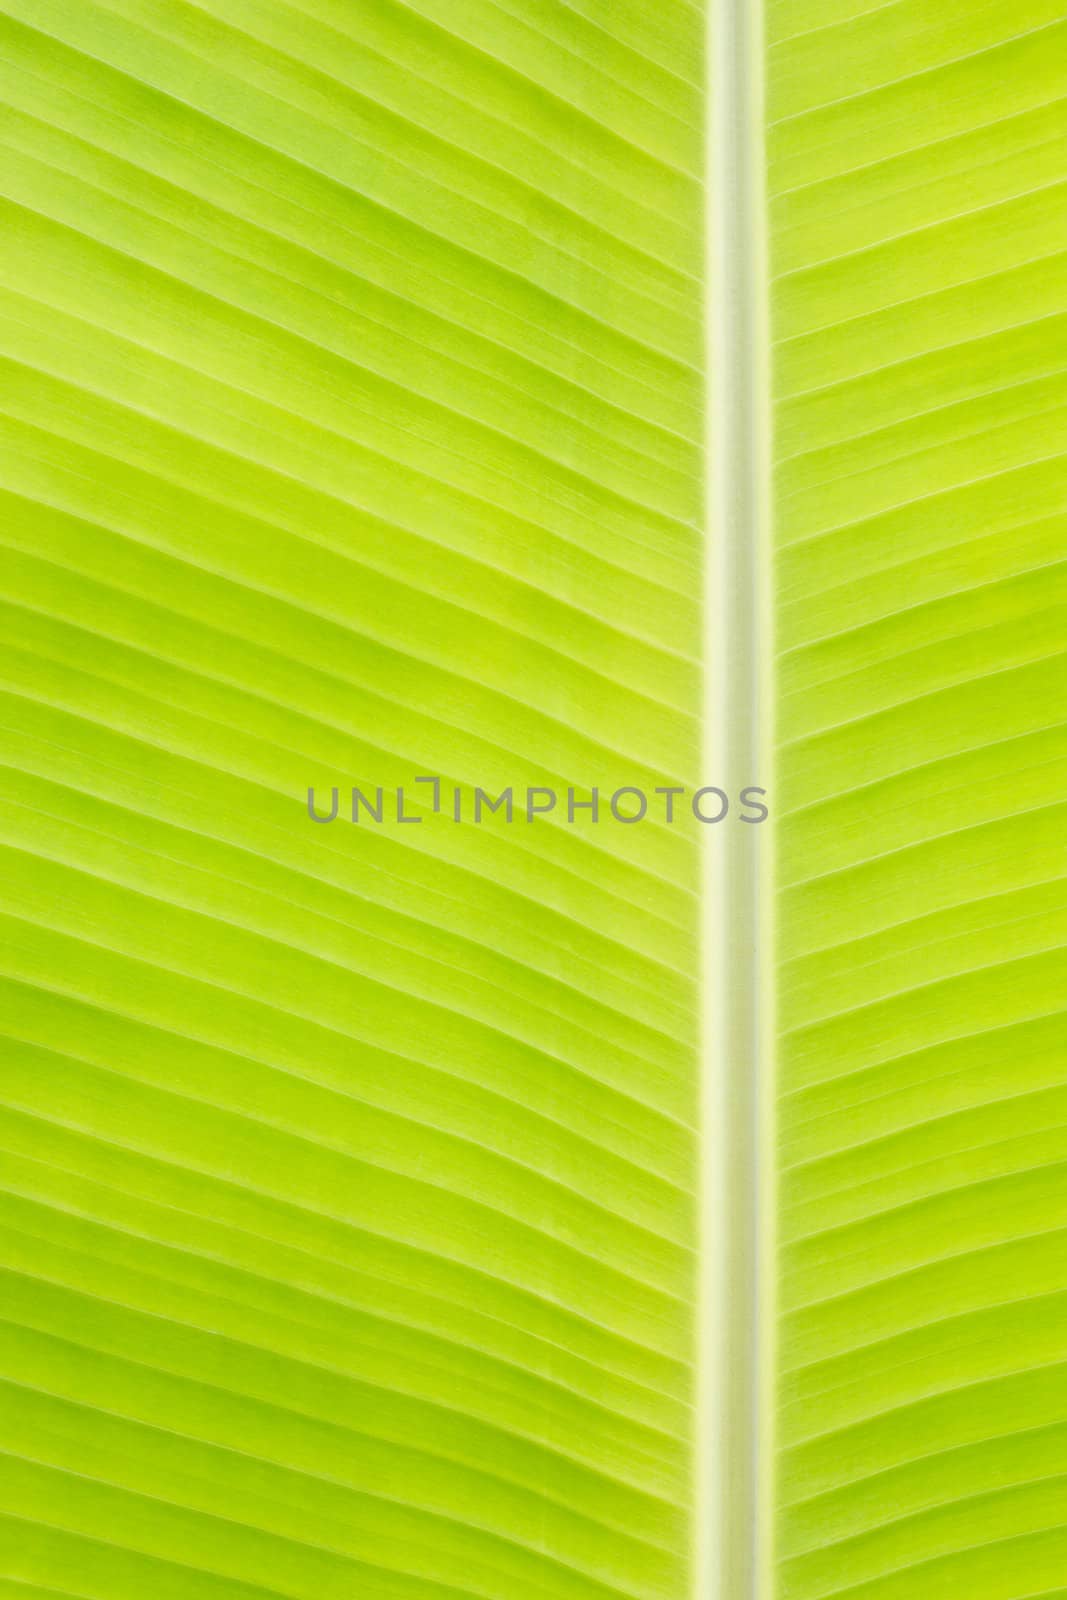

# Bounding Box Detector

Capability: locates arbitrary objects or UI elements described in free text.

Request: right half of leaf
[769,5,1067,1599]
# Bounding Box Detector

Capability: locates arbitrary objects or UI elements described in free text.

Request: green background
[771,3,1067,1597]
[0,3,703,1599]
[1,3,1066,1599]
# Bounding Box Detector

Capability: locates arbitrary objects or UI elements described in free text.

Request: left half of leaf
[0,4,706,1600]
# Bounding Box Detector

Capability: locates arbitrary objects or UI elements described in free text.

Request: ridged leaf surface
[3,3,1067,1600]
[0,4,703,1598]
[771,5,1067,1598]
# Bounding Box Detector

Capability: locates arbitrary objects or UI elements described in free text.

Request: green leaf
[0,1,705,1597]
[770,5,1067,1600]
[0,4,1065,1600]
